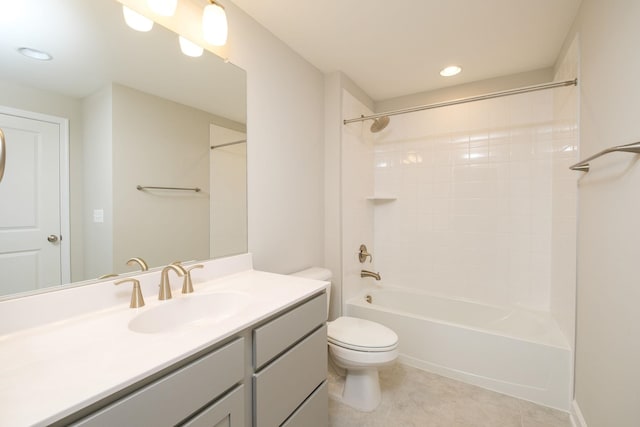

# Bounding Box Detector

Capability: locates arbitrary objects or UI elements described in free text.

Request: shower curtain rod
[343,78,578,125]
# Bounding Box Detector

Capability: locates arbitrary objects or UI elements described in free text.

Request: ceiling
[230,0,582,101]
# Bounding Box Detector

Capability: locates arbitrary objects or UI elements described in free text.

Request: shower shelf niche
[365,195,397,202]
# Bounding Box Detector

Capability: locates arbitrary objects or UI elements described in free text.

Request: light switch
[93,209,104,223]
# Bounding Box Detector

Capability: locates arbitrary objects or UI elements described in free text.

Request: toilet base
[341,367,381,412]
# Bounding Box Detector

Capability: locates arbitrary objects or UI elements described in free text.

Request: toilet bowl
[291,268,399,412]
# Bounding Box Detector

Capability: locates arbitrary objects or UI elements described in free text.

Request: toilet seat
[328,316,398,352]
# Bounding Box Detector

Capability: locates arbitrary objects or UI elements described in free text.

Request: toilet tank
[290,267,332,316]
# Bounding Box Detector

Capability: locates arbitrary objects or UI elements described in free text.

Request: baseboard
[570,399,588,427]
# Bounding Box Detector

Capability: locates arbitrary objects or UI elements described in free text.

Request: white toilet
[291,267,399,412]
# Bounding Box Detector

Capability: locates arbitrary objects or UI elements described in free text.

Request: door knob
[47,235,59,243]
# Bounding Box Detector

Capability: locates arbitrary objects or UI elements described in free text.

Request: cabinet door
[281,381,327,427]
[253,325,327,427]
[181,385,244,427]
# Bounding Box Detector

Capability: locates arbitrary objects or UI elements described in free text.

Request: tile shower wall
[373,90,577,311]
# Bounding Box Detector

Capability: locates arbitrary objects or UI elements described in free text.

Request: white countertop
[0,260,327,426]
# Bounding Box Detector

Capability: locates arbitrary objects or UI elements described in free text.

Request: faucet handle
[358,244,373,263]
[115,278,145,308]
[182,264,204,294]
[126,257,149,272]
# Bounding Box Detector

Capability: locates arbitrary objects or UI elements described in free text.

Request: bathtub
[346,287,572,411]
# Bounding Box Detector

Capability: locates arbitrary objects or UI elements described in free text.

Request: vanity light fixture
[17,47,52,61]
[202,0,228,46]
[179,36,204,57]
[147,0,178,16]
[122,5,154,32]
[440,65,462,77]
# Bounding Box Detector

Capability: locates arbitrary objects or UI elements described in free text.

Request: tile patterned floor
[328,363,572,427]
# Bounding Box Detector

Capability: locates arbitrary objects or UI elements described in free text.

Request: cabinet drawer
[282,381,327,427]
[253,325,327,427]
[253,293,326,369]
[74,338,244,427]
[181,385,244,427]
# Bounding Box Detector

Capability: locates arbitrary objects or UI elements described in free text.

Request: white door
[0,113,62,296]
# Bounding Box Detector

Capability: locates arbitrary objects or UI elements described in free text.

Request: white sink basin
[129,292,251,334]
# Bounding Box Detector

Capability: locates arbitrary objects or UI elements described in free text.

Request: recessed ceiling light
[440,65,462,77]
[17,47,53,61]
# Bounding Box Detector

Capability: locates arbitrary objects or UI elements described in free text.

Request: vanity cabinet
[72,338,245,427]
[253,293,328,427]
[58,291,327,427]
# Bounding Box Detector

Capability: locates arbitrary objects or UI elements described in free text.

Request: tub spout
[361,270,381,280]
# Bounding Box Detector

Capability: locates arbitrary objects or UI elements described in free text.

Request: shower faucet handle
[358,244,373,263]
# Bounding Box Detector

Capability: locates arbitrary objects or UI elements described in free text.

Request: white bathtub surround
[0,254,327,426]
[372,87,577,313]
[347,287,572,411]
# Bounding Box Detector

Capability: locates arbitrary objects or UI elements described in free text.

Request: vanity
[0,254,328,427]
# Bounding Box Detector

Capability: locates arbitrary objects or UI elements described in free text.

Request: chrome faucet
[361,270,381,280]
[158,264,187,300]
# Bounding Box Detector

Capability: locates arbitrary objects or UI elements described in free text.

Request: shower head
[370,116,390,133]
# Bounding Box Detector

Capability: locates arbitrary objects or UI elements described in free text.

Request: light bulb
[179,36,204,57]
[202,1,228,46]
[147,0,177,17]
[122,6,154,32]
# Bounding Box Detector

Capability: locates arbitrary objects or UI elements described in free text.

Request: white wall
[564,0,640,425]
[82,86,113,279]
[210,125,247,258]
[223,1,326,274]
[112,83,212,272]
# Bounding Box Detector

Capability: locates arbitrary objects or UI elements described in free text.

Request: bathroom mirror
[0,0,247,298]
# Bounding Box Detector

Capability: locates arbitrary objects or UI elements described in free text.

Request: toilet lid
[328,316,398,352]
